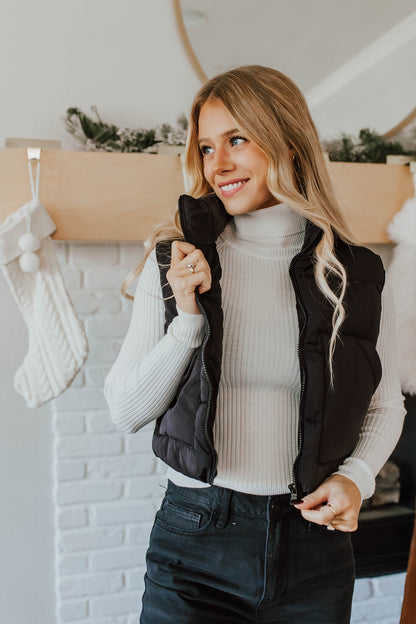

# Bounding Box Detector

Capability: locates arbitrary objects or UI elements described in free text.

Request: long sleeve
[334,272,407,499]
[104,248,205,433]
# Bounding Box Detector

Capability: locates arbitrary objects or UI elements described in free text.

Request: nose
[211,146,234,175]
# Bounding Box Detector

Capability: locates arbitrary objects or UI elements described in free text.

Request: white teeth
[221,180,246,192]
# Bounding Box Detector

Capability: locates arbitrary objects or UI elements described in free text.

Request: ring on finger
[186,263,197,274]
[326,522,336,531]
[326,503,336,517]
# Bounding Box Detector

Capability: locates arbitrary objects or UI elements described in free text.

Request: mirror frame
[172,0,207,83]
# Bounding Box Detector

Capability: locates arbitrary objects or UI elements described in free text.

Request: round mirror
[175,0,416,137]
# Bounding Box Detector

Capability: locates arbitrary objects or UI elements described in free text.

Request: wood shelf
[0,148,414,243]
[329,161,414,244]
[0,149,185,242]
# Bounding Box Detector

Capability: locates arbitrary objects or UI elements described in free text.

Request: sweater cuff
[166,306,204,348]
[333,457,376,501]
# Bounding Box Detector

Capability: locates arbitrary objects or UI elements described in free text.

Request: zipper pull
[288,482,303,505]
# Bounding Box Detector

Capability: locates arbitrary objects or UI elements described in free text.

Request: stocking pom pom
[19,251,40,273]
[18,232,41,253]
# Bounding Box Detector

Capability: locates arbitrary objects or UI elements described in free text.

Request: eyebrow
[198,128,241,145]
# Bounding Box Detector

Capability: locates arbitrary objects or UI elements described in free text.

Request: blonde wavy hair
[122,65,360,389]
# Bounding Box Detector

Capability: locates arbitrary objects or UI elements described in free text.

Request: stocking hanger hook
[27,147,41,161]
[26,148,41,200]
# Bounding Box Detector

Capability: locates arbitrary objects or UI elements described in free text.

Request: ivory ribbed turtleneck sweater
[104,203,406,499]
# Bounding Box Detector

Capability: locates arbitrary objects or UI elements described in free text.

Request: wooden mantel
[0,148,414,243]
[0,149,185,242]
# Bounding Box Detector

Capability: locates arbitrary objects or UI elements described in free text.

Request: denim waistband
[165,479,294,526]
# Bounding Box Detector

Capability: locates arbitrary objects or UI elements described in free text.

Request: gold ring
[326,522,335,531]
[186,263,196,274]
[326,503,336,516]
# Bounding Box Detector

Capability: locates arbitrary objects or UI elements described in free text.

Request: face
[197,99,278,215]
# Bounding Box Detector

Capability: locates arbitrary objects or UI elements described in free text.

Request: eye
[199,144,214,155]
[229,135,246,147]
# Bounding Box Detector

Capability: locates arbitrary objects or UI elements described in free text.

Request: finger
[175,255,211,287]
[326,502,337,518]
[188,270,211,294]
[337,519,358,532]
[325,512,358,532]
[171,241,196,266]
[175,263,211,282]
[177,248,207,271]
[198,277,212,294]
[328,519,357,533]
[173,270,211,295]
[293,484,331,510]
[300,505,338,526]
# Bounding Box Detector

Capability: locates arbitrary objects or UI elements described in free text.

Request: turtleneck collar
[217,203,307,259]
[233,203,307,239]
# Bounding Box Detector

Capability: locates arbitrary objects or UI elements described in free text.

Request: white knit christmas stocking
[0,197,88,408]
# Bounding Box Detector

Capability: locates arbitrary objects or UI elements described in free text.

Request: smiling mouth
[218,179,249,196]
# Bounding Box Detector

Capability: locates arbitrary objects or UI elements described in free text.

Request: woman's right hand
[166,241,212,315]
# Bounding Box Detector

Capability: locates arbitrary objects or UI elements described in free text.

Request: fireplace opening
[351,394,416,578]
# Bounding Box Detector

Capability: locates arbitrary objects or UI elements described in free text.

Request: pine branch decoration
[322,128,416,163]
[64,106,187,153]
[65,107,416,162]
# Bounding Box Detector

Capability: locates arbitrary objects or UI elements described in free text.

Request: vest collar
[178,193,322,252]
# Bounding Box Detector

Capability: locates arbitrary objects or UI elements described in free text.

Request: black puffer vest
[153,194,385,500]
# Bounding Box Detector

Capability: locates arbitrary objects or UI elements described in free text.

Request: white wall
[0,2,412,623]
[0,278,56,624]
[0,0,200,148]
[0,3,199,623]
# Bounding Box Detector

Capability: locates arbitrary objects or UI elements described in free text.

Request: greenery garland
[65,106,416,162]
[64,106,187,153]
[321,128,416,163]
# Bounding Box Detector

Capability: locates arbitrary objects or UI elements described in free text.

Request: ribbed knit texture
[0,200,89,408]
[210,205,305,494]
[104,203,406,499]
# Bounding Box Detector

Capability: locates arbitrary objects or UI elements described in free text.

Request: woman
[104,65,406,623]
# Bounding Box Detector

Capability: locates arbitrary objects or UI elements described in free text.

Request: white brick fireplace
[53,240,167,623]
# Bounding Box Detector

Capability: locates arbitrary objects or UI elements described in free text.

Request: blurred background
[1,2,415,623]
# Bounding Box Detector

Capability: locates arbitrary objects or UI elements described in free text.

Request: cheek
[256,162,270,188]
[202,161,213,183]
[243,149,269,179]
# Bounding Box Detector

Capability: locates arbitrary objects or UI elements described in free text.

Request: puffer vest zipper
[153,194,385,498]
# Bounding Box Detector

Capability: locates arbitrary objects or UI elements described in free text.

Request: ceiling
[181,0,416,91]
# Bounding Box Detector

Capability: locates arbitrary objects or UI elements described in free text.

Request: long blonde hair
[122,65,360,389]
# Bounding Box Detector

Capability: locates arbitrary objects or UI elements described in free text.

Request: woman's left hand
[293,474,362,532]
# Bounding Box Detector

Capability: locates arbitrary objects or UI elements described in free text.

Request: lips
[218,178,249,197]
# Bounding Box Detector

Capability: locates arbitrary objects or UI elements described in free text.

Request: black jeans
[140,480,355,623]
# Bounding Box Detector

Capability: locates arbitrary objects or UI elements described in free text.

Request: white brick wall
[53,241,167,622]
[52,240,406,623]
[351,574,406,623]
